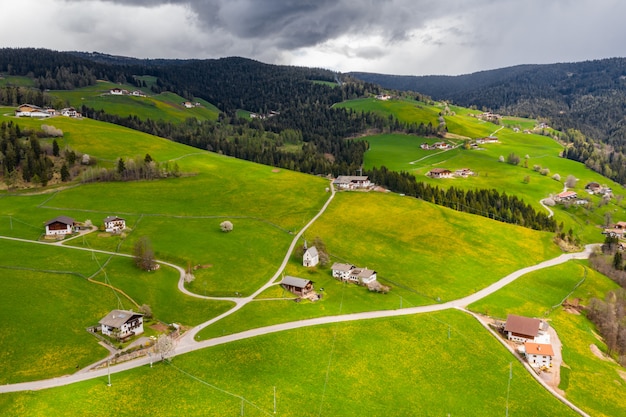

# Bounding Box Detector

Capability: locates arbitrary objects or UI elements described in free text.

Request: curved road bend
[0,243,598,394]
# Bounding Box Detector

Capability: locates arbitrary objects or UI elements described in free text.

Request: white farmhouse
[15,104,51,118]
[99,309,144,341]
[45,216,75,236]
[104,216,126,233]
[524,342,554,368]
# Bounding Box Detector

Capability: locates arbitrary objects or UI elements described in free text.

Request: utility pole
[506,362,512,417]
[273,386,276,414]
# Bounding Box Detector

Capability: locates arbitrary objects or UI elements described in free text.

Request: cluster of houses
[44,215,126,237]
[332,175,372,190]
[427,168,475,179]
[182,101,202,109]
[602,221,626,240]
[473,112,501,123]
[585,182,612,196]
[110,88,146,97]
[420,141,452,150]
[503,314,555,369]
[330,263,377,285]
[15,104,81,119]
[375,94,392,101]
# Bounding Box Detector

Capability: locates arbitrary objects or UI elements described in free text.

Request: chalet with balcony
[104,216,126,233]
[99,309,144,341]
[45,216,75,236]
[333,176,371,190]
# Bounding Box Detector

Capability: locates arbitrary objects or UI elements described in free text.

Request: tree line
[365,166,557,232]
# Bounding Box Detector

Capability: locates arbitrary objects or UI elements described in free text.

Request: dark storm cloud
[67,0,448,49]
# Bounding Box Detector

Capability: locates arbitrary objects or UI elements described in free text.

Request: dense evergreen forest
[352,59,626,185]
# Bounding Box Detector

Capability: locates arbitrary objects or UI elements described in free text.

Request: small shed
[280,276,314,297]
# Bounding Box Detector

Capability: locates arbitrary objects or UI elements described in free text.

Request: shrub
[552,173,561,181]
[220,220,234,232]
[540,168,550,176]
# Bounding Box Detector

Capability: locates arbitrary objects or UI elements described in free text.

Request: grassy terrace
[0,310,579,417]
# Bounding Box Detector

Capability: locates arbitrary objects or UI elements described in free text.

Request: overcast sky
[2,0,626,76]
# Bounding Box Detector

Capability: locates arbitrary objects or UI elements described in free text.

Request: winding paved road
[0,179,600,417]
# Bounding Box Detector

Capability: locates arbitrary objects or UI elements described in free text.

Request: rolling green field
[0,310,579,417]
[49,81,219,122]
[334,97,441,125]
[468,261,626,417]
[347,102,626,244]
[2,90,626,416]
[197,190,560,339]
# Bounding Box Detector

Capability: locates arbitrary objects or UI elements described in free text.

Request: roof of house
[557,191,577,198]
[615,221,626,229]
[356,268,376,278]
[99,309,143,328]
[304,246,318,258]
[585,182,601,189]
[333,175,369,184]
[429,168,451,174]
[331,262,354,272]
[104,216,125,223]
[524,342,554,356]
[504,314,542,337]
[45,215,75,226]
[281,276,312,289]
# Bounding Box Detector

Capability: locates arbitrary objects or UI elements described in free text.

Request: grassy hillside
[49,81,219,122]
[469,261,626,417]
[0,310,579,417]
[197,190,559,339]
[336,98,625,244]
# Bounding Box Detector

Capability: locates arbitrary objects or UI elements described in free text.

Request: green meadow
[49,81,219,122]
[353,116,625,243]
[334,97,441,125]
[2,91,626,416]
[468,261,626,417]
[0,310,578,417]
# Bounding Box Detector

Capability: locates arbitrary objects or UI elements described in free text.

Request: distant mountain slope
[350,58,626,145]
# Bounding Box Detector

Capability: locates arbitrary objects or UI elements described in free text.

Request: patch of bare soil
[563,307,580,315]
[150,323,169,332]
[272,168,281,173]
[194,264,213,270]
[590,344,612,361]
[618,370,626,382]
[98,233,111,238]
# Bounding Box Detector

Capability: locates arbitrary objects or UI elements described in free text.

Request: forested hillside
[351,58,626,185]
